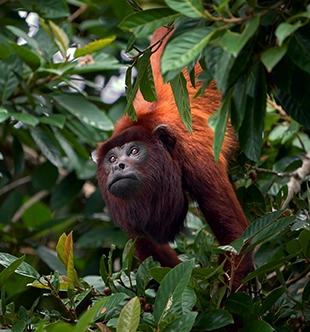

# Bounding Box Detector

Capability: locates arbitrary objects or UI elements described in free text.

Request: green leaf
[68,53,122,74]
[136,257,160,296]
[53,94,114,131]
[137,50,157,102]
[0,45,11,60]
[48,20,69,58]
[165,0,204,18]
[261,44,288,73]
[118,8,180,37]
[170,72,192,133]
[153,260,194,324]
[39,114,66,128]
[242,320,275,332]
[117,297,140,332]
[243,253,296,283]
[275,21,301,46]
[30,127,63,168]
[242,210,284,242]
[258,287,285,315]
[238,63,266,162]
[76,296,112,331]
[193,309,234,330]
[223,292,253,314]
[0,255,25,290]
[288,25,310,74]
[22,199,52,228]
[94,293,127,320]
[250,216,295,248]
[7,41,41,71]
[231,75,247,131]
[161,27,215,77]
[50,171,84,210]
[6,25,40,51]
[0,54,22,102]
[162,311,197,332]
[0,253,40,279]
[220,16,260,57]
[19,0,69,18]
[209,87,232,162]
[11,112,40,126]
[0,107,10,123]
[74,36,116,57]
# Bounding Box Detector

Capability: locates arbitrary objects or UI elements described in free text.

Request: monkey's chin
[108,178,141,199]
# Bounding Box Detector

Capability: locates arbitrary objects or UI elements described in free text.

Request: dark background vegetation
[0,0,310,331]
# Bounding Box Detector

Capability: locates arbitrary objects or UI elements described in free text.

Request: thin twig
[11,190,49,222]
[67,4,88,22]
[0,176,31,196]
[286,264,310,287]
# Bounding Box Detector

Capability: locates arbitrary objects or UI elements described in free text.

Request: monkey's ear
[153,125,176,153]
[91,149,98,163]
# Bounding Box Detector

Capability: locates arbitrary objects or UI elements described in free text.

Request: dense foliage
[0,0,310,331]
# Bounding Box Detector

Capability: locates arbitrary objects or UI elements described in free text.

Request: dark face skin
[104,141,148,199]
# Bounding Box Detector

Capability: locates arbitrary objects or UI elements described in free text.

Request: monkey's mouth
[108,175,137,189]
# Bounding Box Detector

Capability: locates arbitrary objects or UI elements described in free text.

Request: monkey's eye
[109,155,117,163]
[130,148,139,155]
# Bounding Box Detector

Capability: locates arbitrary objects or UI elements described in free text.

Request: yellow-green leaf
[74,36,116,58]
[49,20,69,58]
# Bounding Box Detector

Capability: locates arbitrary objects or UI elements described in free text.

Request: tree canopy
[0,0,310,331]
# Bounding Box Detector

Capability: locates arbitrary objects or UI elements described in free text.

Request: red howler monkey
[94,27,252,290]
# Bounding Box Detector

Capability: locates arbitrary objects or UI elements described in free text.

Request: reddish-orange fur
[97,27,251,289]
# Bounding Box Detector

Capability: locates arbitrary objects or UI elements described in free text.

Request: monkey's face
[103,141,148,199]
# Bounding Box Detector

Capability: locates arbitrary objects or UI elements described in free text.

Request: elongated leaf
[220,16,260,57]
[50,171,84,211]
[243,253,295,283]
[275,21,301,46]
[242,210,284,242]
[19,0,69,18]
[165,0,204,18]
[0,54,22,102]
[0,253,40,279]
[223,292,253,314]
[136,257,160,296]
[6,25,40,51]
[193,309,233,330]
[170,72,192,133]
[238,63,266,161]
[55,232,79,285]
[94,293,127,320]
[230,75,247,131]
[288,25,310,74]
[11,112,40,126]
[30,127,63,168]
[118,8,180,37]
[53,94,113,131]
[161,27,215,77]
[0,255,25,290]
[261,44,288,73]
[242,320,274,332]
[7,41,41,70]
[117,297,140,332]
[259,288,285,315]
[209,87,233,162]
[137,50,157,102]
[153,259,194,324]
[76,296,113,331]
[250,215,296,248]
[74,36,116,58]
[162,311,197,332]
[49,20,69,58]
